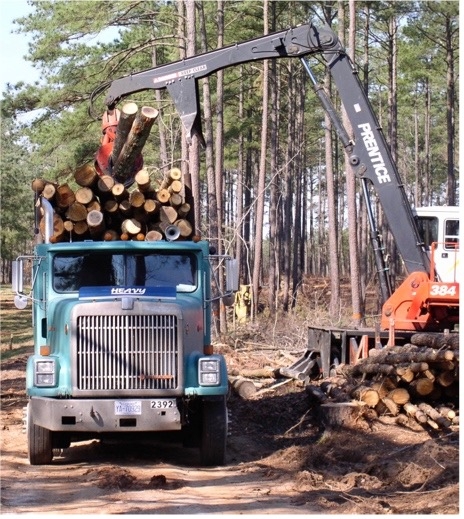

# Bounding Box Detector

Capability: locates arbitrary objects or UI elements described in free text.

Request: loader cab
[414,206,460,283]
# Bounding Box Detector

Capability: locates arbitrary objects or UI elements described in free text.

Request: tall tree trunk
[197,2,215,244]
[297,78,306,292]
[324,5,340,320]
[235,66,245,283]
[214,0,228,333]
[386,9,399,284]
[185,0,200,234]
[424,83,431,204]
[388,14,398,162]
[251,0,269,319]
[243,128,253,286]
[197,1,220,337]
[324,71,340,319]
[268,2,279,315]
[339,0,364,326]
[414,106,420,206]
[291,156,302,309]
[317,146,324,277]
[176,1,194,232]
[357,1,369,309]
[307,158,316,276]
[291,70,305,310]
[214,0,224,244]
[445,14,456,205]
[362,2,370,94]
[281,60,295,312]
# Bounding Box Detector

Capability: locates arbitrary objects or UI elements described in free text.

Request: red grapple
[94,108,142,186]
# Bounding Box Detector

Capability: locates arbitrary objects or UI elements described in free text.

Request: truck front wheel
[200,396,227,467]
[27,405,53,465]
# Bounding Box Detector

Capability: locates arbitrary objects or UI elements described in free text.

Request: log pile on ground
[227,351,304,399]
[32,167,193,243]
[305,333,459,431]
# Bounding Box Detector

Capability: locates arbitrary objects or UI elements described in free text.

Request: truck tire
[200,396,227,467]
[182,399,201,448]
[27,405,53,465]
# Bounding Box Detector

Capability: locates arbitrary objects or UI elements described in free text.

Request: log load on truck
[13,20,458,465]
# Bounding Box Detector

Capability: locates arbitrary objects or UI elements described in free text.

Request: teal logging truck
[13,198,238,467]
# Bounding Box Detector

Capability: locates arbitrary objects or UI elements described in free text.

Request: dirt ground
[0,345,459,515]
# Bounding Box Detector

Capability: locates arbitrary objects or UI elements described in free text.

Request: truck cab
[14,222,238,467]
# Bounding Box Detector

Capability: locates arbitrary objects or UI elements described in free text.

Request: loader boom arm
[102,21,430,280]
[105,23,339,143]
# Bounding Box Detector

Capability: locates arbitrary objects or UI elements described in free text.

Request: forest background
[0,0,459,336]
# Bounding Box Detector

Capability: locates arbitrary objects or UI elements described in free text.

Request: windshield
[53,252,197,293]
[416,216,438,248]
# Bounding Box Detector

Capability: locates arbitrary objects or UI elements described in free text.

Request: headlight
[34,359,56,387]
[199,358,220,386]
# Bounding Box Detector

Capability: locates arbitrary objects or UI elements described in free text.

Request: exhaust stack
[165,225,181,241]
[40,197,54,244]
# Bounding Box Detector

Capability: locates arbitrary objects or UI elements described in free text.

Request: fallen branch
[252,378,293,397]
[284,410,311,435]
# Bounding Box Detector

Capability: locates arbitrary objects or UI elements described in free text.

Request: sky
[0,0,39,92]
[0,0,121,95]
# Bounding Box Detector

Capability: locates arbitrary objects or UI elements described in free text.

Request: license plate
[150,399,175,410]
[114,400,142,416]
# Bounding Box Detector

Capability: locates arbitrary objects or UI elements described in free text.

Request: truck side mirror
[225,258,239,293]
[12,259,29,309]
[12,260,23,294]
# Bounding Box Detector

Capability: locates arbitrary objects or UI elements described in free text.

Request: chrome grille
[75,314,180,393]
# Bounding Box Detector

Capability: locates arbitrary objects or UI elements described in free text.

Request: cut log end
[121,218,142,235]
[74,163,99,187]
[145,230,163,241]
[98,175,115,193]
[141,106,159,120]
[31,178,46,194]
[122,102,139,116]
[87,210,104,228]
[66,202,88,222]
[229,376,257,400]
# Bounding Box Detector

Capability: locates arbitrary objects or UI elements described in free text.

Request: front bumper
[29,396,182,433]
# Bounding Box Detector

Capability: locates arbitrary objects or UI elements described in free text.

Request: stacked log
[32,102,196,243]
[32,165,194,243]
[305,335,459,431]
[111,106,159,184]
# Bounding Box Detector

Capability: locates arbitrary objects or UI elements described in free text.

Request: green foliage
[0,118,35,260]
[400,0,459,203]
[0,0,458,282]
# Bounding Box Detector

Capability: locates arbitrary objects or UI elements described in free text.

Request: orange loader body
[381,241,459,332]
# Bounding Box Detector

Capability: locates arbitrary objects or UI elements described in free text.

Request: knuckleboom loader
[13,21,458,466]
[101,22,459,373]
